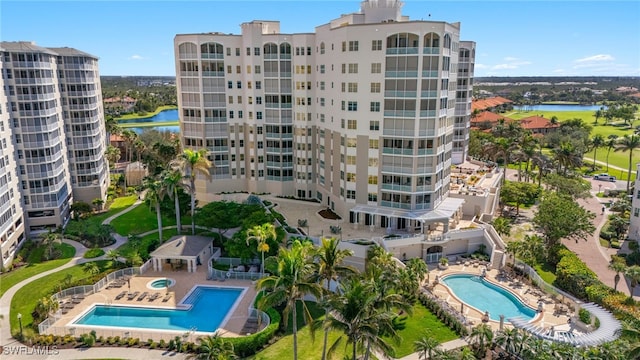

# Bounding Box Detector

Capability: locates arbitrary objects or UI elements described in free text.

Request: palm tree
[120,129,137,163]
[470,323,494,357]
[495,328,520,355]
[82,261,100,276]
[40,230,60,260]
[605,135,619,173]
[92,197,105,212]
[456,346,478,360]
[162,169,184,235]
[105,145,121,170]
[314,237,357,360]
[594,108,604,125]
[492,217,512,237]
[624,265,640,299]
[256,240,321,360]
[406,257,428,285]
[246,223,277,278]
[173,149,212,235]
[144,177,167,243]
[189,333,237,360]
[552,141,582,175]
[414,333,440,360]
[617,322,640,359]
[590,134,605,168]
[614,134,640,193]
[106,249,120,266]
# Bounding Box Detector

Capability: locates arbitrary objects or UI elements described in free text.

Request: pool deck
[46,264,259,341]
[430,262,574,333]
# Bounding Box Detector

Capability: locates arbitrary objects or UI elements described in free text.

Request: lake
[514,104,605,112]
[130,125,180,134]
[117,109,179,123]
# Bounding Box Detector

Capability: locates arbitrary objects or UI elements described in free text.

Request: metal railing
[513,259,581,306]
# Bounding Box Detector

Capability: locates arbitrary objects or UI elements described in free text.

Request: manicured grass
[83,248,105,259]
[388,302,458,358]
[115,105,177,120]
[119,120,179,128]
[109,203,191,236]
[534,262,557,285]
[67,195,137,230]
[10,260,117,338]
[0,243,75,297]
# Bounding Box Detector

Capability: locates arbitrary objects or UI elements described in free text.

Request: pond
[130,125,180,134]
[514,104,605,112]
[117,109,179,123]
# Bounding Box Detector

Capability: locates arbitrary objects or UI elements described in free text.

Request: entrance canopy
[351,197,464,223]
[150,235,213,273]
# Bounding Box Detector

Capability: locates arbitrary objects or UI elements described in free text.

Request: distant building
[471,96,512,112]
[519,115,560,135]
[0,41,109,245]
[470,111,514,130]
[104,96,137,114]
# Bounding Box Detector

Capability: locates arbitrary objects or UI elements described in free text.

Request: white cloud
[474,63,488,69]
[503,56,519,61]
[129,54,145,60]
[574,54,614,63]
[490,57,532,71]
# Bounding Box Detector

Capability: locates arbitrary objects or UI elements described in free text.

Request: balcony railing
[423,47,440,55]
[386,47,419,55]
[382,148,413,155]
[381,183,412,192]
[200,53,224,59]
[385,71,419,78]
[384,90,417,98]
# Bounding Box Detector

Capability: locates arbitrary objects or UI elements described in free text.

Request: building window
[256,81,261,89]
[255,65,261,74]
[320,81,325,90]
[370,102,380,112]
[347,120,357,130]
[371,63,381,73]
[227,81,233,89]
[371,82,381,93]
[254,47,260,55]
[635,208,640,217]
[347,101,358,111]
[369,120,379,130]
[368,193,378,202]
[368,176,378,185]
[237,81,242,88]
[369,139,379,149]
[371,40,382,51]
[342,41,346,52]
[320,65,325,74]
[348,41,359,51]
[346,190,356,199]
[348,83,358,92]
[257,111,263,120]
[348,63,358,73]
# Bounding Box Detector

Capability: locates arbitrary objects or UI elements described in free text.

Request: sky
[1,0,639,77]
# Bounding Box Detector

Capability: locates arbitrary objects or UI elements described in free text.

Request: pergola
[150,235,213,273]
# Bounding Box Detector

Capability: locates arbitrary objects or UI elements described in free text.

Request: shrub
[554,249,599,299]
[159,339,167,348]
[578,308,591,324]
[83,248,105,259]
[228,308,281,357]
[149,342,158,349]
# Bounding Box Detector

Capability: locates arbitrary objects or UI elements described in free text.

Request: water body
[130,125,180,134]
[117,109,179,123]
[515,104,605,112]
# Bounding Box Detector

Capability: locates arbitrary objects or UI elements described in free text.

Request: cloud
[129,54,145,60]
[490,57,532,71]
[574,54,614,63]
[474,63,488,69]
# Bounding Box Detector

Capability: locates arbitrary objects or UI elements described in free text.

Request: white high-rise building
[629,163,640,242]
[0,41,108,243]
[174,0,475,232]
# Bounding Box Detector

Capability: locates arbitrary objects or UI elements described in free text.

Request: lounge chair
[115,291,127,300]
[137,292,148,301]
[148,293,160,302]
[127,291,140,300]
[162,293,172,302]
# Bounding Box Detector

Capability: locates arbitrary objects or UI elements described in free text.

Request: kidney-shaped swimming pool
[441,274,536,322]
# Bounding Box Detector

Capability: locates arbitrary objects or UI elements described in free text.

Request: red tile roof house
[471,96,513,112]
[519,115,560,135]
[470,111,515,130]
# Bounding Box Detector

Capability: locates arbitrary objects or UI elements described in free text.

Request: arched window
[459,48,470,60]
[320,42,325,54]
[200,42,224,58]
[423,33,440,48]
[178,42,197,59]
[264,43,278,58]
[279,43,291,58]
[386,33,420,49]
[443,34,451,49]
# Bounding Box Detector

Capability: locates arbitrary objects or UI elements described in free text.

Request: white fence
[208,256,266,281]
[38,259,152,334]
[514,259,581,307]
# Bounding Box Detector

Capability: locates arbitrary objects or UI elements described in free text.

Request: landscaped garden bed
[318,208,341,220]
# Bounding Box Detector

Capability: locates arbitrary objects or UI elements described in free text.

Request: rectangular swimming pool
[73,286,244,332]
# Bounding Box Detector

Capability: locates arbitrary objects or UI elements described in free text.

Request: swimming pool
[73,286,244,332]
[148,278,175,289]
[441,274,536,322]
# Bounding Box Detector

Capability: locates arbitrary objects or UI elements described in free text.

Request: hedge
[418,293,469,337]
[228,307,281,357]
[554,248,599,299]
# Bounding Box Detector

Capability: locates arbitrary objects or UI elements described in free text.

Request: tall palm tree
[609,260,628,292]
[470,323,494,357]
[614,134,640,193]
[552,141,582,175]
[189,333,237,360]
[495,328,520,355]
[605,135,619,173]
[105,145,121,170]
[590,134,605,168]
[144,177,167,242]
[173,149,212,235]
[40,230,60,260]
[414,333,440,360]
[624,265,640,299]
[456,346,478,360]
[593,108,604,125]
[256,240,321,360]
[246,223,277,278]
[314,237,356,360]
[106,249,120,266]
[120,129,137,163]
[162,169,184,235]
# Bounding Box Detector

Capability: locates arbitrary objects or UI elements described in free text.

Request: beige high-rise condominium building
[174,0,475,231]
[0,42,108,264]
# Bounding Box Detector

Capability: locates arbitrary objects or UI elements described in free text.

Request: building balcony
[385,71,419,78]
[16,93,56,101]
[13,78,54,85]
[382,147,413,156]
[423,47,440,55]
[381,183,412,192]
[386,47,419,55]
[419,110,436,117]
[202,71,225,77]
[380,201,412,209]
[384,110,416,117]
[422,70,439,78]
[384,90,417,98]
[200,53,224,59]
[420,90,437,98]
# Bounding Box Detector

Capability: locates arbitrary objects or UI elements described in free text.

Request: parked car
[593,173,616,182]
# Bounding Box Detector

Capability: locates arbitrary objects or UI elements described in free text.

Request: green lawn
[68,195,138,229]
[388,302,458,358]
[115,105,177,121]
[0,243,75,297]
[9,260,117,338]
[534,262,557,285]
[108,203,193,236]
[252,301,456,360]
[119,120,179,128]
